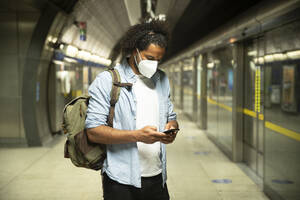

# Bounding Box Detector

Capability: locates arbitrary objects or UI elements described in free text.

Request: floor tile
[0,112,269,200]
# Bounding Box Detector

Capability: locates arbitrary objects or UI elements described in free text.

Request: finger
[149,126,157,131]
[165,122,175,129]
[160,138,170,144]
[152,131,167,138]
[171,132,177,136]
[163,132,176,138]
[164,134,176,142]
[168,135,176,141]
[161,134,175,140]
[160,137,174,144]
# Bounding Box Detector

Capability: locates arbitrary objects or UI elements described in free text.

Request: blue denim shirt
[85,59,177,188]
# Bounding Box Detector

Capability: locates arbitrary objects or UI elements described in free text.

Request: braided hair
[121,20,170,56]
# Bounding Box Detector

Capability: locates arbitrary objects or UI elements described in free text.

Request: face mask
[134,48,158,78]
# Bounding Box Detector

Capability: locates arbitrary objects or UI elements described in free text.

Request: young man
[85,20,178,200]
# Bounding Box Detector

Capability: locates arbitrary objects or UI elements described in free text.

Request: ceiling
[166,0,263,59]
[12,0,267,63]
[155,0,191,31]
[60,0,139,59]
[0,0,77,12]
[59,0,265,62]
[59,0,190,62]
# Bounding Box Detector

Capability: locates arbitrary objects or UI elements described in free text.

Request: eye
[146,55,155,60]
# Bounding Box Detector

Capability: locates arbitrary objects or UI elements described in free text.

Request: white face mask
[134,48,158,78]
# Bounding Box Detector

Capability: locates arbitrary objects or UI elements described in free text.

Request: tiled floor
[0,113,269,200]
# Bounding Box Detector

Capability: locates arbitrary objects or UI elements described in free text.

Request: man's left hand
[161,120,179,144]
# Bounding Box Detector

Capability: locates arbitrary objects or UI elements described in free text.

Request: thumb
[164,123,171,130]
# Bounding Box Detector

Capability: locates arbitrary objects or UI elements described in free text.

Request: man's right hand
[136,126,166,144]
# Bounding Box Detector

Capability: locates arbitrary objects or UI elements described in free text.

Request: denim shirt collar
[121,59,136,82]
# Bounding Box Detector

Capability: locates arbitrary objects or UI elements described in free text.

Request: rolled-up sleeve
[85,71,112,129]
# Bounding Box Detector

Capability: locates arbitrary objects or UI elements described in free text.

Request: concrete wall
[0,2,41,146]
[124,0,141,25]
[0,1,69,146]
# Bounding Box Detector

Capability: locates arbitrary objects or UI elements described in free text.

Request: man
[85,20,178,200]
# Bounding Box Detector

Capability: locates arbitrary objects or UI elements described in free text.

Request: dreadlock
[121,20,170,56]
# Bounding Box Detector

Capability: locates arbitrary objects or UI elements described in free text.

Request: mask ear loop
[136,48,143,61]
[133,53,138,67]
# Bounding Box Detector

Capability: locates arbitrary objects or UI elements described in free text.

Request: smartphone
[163,128,180,134]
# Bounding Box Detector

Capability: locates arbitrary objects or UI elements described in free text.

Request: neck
[128,55,141,75]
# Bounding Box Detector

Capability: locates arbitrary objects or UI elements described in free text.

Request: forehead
[142,44,165,56]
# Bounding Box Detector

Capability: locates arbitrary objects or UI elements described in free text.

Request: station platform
[0,111,269,200]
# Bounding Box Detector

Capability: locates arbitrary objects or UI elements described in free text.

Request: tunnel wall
[0,1,70,146]
[22,6,66,147]
[0,2,41,146]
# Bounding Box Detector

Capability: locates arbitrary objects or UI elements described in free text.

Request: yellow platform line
[207,98,218,105]
[183,88,193,95]
[208,101,300,142]
[218,103,232,112]
[265,121,300,142]
[258,114,264,121]
[207,98,232,112]
[243,108,257,118]
[175,87,300,142]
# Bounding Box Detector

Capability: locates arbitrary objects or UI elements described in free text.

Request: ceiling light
[64,57,77,63]
[52,60,64,65]
[258,57,264,64]
[59,44,64,50]
[264,55,274,63]
[77,50,91,60]
[207,62,214,68]
[286,50,300,59]
[248,51,257,56]
[66,45,78,57]
[273,53,287,61]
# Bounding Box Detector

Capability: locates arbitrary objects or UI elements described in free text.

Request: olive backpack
[63,68,132,170]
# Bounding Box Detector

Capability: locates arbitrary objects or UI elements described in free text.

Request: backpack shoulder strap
[106,68,132,127]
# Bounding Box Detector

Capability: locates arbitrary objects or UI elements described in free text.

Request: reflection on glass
[173,65,181,108]
[281,65,297,112]
[196,55,202,125]
[182,58,194,118]
[206,46,235,153]
[244,39,265,178]
[264,20,300,200]
[207,55,218,139]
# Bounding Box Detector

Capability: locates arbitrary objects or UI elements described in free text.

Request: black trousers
[102,173,170,200]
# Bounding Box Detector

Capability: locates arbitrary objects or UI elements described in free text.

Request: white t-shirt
[133,75,162,177]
